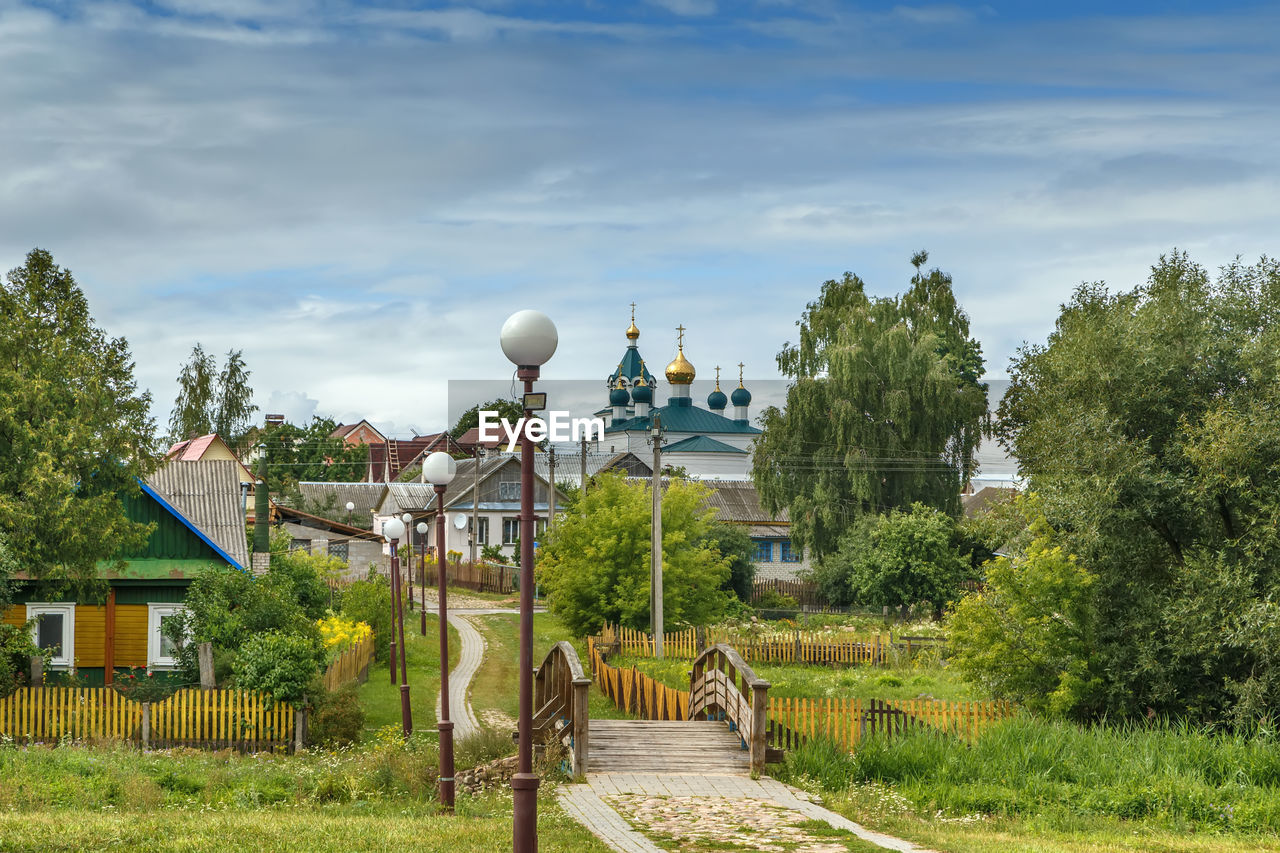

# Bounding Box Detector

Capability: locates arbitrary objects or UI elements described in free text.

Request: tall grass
[776,717,1280,834]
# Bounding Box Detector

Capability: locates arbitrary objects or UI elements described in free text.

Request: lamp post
[417,521,429,636]
[383,516,413,738]
[423,450,458,810]
[402,512,415,612]
[346,501,355,526]
[500,309,558,853]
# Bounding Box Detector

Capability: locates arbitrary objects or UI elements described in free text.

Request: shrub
[111,667,181,703]
[754,589,799,610]
[316,614,372,661]
[231,631,324,707]
[339,574,393,663]
[308,685,365,748]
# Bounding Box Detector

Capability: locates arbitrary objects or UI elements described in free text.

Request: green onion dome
[731,385,752,406]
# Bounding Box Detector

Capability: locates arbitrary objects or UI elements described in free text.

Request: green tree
[814,503,966,618]
[167,345,258,450]
[0,249,157,584]
[450,398,523,439]
[996,251,1280,722]
[948,509,1102,718]
[264,416,370,498]
[753,253,988,559]
[702,521,755,602]
[537,471,732,636]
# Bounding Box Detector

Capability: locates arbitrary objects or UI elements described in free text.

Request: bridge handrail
[689,643,771,774]
[533,641,591,774]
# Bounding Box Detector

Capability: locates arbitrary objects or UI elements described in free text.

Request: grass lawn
[774,719,1280,853]
[616,654,982,702]
[468,612,632,726]
[0,739,608,852]
[356,612,460,738]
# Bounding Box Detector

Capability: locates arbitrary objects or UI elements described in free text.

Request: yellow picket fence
[587,637,689,721]
[0,687,296,752]
[601,622,888,666]
[766,696,1017,751]
[323,635,375,691]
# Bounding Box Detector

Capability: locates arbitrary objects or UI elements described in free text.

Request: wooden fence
[587,637,689,721]
[751,579,827,608]
[0,687,297,752]
[418,561,518,595]
[601,622,888,666]
[587,636,1015,754]
[322,635,375,691]
[766,696,1017,751]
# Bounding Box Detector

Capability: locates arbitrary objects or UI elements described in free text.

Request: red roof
[454,427,505,451]
[167,433,217,461]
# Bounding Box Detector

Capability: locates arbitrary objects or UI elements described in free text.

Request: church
[596,308,760,481]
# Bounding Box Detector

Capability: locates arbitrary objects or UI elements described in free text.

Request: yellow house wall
[74,606,106,668]
[114,604,149,668]
[3,602,149,669]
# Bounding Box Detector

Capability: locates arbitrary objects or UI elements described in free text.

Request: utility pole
[547,446,556,533]
[470,448,483,566]
[650,412,663,659]
[580,436,588,496]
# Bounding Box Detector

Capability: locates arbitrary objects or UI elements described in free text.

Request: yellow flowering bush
[317,614,373,660]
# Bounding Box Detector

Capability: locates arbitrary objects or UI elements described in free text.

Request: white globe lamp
[423,451,458,486]
[383,517,405,540]
[500,310,558,368]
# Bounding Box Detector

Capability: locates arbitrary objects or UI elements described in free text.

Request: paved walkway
[559,772,938,853]
[422,603,542,741]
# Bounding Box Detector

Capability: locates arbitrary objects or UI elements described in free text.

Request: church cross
[630,301,636,322]
[676,324,686,348]
[738,362,745,386]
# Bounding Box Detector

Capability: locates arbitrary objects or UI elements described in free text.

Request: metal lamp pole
[402,513,415,612]
[417,521,429,636]
[423,451,458,810]
[500,310,558,853]
[384,517,412,737]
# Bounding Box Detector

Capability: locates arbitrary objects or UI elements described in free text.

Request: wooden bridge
[532,642,774,776]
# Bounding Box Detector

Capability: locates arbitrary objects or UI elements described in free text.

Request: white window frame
[148,604,189,670]
[27,603,75,669]
[502,517,520,545]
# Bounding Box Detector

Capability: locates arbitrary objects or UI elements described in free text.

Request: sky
[3,0,1276,438]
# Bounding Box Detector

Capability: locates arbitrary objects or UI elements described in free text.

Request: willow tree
[753,253,988,558]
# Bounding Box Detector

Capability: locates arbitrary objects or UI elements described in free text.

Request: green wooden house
[3,459,249,686]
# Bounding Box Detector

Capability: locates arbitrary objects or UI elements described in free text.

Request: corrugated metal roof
[296,482,388,519]
[145,459,250,569]
[702,480,789,524]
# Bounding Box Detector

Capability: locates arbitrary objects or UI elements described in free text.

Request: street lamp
[423,450,458,810]
[417,521,429,636]
[500,309,557,853]
[402,512,415,612]
[346,500,355,526]
[383,516,412,738]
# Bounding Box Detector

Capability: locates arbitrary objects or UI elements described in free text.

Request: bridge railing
[690,643,771,775]
[532,641,591,774]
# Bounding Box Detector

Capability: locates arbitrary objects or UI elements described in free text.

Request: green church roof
[662,435,748,454]
[605,402,761,436]
[608,345,656,389]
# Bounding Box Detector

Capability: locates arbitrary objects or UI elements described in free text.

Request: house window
[148,604,189,670]
[752,540,773,562]
[780,541,802,563]
[290,538,311,554]
[328,540,349,563]
[27,603,75,669]
[502,517,520,545]
[469,517,489,545]
[498,481,521,501]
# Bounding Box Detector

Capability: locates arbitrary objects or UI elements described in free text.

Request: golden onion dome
[665,346,696,385]
[626,319,640,341]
